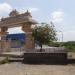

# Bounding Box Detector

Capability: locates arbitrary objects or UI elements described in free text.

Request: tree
[63,41,75,52]
[32,23,57,51]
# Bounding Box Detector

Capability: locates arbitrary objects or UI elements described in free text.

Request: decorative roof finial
[27,10,29,13]
[24,10,32,17]
[9,9,19,17]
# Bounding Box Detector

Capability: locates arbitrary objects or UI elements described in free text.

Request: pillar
[25,32,35,49]
[22,23,35,49]
[0,27,8,52]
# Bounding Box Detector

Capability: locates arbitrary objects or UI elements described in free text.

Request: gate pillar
[22,23,35,49]
[0,27,8,52]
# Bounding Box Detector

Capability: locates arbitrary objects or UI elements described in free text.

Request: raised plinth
[23,52,67,64]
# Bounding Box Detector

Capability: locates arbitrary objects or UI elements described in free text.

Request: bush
[48,42,61,47]
[62,41,75,52]
[0,57,9,64]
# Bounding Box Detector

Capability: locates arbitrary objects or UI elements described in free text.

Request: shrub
[0,57,9,64]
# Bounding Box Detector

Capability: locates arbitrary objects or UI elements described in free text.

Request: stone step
[0,52,24,58]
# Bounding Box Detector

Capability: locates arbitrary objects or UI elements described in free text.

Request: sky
[0,0,75,42]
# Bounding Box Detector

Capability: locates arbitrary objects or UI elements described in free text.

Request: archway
[0,9,38,52]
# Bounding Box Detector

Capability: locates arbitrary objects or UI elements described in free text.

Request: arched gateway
[0,10,38,52]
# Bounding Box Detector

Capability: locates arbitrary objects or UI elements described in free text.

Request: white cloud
[57,30,75,42]
[28,7,39,12]
[8,27,24,34]
[0,2,13,14]
[51,9,64,23]
[63,31,75,42]
[18,7,39,14]
[0,3,39,15]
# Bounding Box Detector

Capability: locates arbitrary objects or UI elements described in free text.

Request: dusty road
[0,62,75,75]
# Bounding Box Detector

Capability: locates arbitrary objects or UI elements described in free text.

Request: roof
[0,10,38,27]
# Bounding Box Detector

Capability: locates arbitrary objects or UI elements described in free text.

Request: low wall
[23,52,67,64]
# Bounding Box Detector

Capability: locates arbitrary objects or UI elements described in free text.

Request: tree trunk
[40,44,42,52]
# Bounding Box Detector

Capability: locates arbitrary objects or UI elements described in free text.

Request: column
[22,23,35,49]
[0,27,8,52]
[25,32,35,49]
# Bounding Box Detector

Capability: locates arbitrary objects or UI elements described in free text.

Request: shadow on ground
[68,59,75,64]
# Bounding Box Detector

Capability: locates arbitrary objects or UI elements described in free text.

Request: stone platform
[23,52,67,64]
[0,52,24,58]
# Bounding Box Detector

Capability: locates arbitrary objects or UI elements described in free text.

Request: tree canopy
[32,23,57,50]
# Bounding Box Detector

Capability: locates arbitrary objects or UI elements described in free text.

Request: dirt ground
[0,62,75,75]
[0,52,75,75]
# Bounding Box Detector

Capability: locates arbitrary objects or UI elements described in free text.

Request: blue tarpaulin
[6,33,25,42]
[6,33,25,48]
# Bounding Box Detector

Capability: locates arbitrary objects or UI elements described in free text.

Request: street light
[57,30,63,42]
[59,31,63,42]
[57,30,64,47]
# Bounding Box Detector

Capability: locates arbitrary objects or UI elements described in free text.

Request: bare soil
[0,62,75,75]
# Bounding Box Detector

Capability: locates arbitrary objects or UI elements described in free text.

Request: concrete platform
[23,52,68,64]
[0,52,24,58]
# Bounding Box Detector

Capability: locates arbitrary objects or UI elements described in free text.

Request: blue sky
[0,0,75,41]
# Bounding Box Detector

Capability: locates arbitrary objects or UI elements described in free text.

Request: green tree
[32,23,57,51]
[63,41,75,52]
